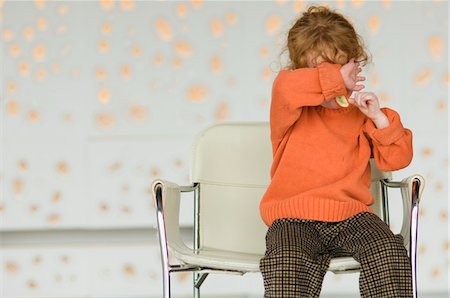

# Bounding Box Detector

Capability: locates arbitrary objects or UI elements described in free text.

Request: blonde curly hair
[285,5,371,70]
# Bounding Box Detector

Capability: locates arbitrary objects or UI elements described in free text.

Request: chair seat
[172,247,361,273]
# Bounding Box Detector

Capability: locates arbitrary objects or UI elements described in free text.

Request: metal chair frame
[153,176,422,298]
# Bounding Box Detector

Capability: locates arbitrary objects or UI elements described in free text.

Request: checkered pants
[259,212,412,297]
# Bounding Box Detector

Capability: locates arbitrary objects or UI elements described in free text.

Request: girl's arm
[270,62,347,153]
[363,108,413,171]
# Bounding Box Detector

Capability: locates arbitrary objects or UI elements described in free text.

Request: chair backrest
[190,122,392,255]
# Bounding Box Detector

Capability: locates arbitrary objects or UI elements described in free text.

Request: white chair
[151,121,425,298]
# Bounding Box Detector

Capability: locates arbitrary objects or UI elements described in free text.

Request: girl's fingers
[357,76,366,81]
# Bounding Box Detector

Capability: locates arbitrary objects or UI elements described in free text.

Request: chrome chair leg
[410,178,421,298]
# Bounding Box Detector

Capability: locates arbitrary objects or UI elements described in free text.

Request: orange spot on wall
[33,44,46,61]
[421,147,432,157]
[101,23,112,35]
[35,68,47,81]
[191,0,202,9]
[187,85,208,102]
[293,0,305,13]
[52,191,62,203]
[123,264,136,277]
[431,267,441,278]
[30,204,39,213]
[175,41,193,57]
[100,0,115,10]
[266,15,281,36]
[98,88,111,104]
[120,64,131,79]
[47,213,61,224]
[9,43,21,57]
[51,64,61,74]
[154,54,163,66]
[5,262,19,274]
[23,26,34,41]
[215,102,229,121]
[34,0,45,9]
[128,105,149,122]
[378,92,390,104]
[56,25,67,34]
[155,18,172,41]
[226,12,238,25]
[56,161,69,175]
[96,113,116,129]
[368,15,380,34]
[172,57,182,69]
[210,55,222,74]
[99,202,110,212]
[415,68,432,86]
[27,110,41,123]
[96,67,107,80]
[428,36,443,59]
[120,0,135,10]
[260,47,269,58]
[18,160,28,171]
[351,0,364,7]
[98,40,110,53]
[131,46,141,57]
[176,3,188,17]
[6,100,20,116]
[370,70,380,86]
[13,178,24,195]
[19,62,30,76]
[211,19,224,38]
[444,72,450,85]
[2,29,13,41]
[382,0,391,9]
[7,81,17,93]
[37,17,48,31]
[262,67,272,81]
[57,5,69,15]
[440,210,448,221]
[0,203,4,213]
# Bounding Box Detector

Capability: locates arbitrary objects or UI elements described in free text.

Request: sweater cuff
[364,108,406,146]
[316,62,348,100]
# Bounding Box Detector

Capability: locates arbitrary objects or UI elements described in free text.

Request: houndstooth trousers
[259,212,413,297]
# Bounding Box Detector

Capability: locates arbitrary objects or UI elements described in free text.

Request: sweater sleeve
[363,107,413,171]
[270,62,348,154]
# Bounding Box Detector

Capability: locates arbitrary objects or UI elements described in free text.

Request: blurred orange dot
[368,15,380,33]
[47,213,61,224]
[215,102,229,121]
[129,105,149,122]
[120,0,135,10]
[27,110,40,122]
[155,18,172,41]
[18,160,28,171]
[7,81,17,93]
[226,12,238,25]
[9,43,21,57]
[33,44,46,61]
[415,68,431,86]
[6,100,20,116]
[187,85,208,102]
[98,88,111,104]
[211,19,224,38]
[96,67,107,80]
[13,178,24,195]
[210,56,222,74]
[19,62,30,76]
[96,113,116,129]
[2,29,14,41]
[51,64,61,74]
[351,0,364,7]
[176,3,188,17]
[153,54,163,66]
[175,41,193,57]
[34,0,45,9]
[56,161,69,175]
[292,0,305,13]
[37,17,48,31]
[260,47,269,58]
[23,26,34,41]
[131,46,141,57]
[98,40,110,53]
[100,0,115,10]
[120,65,132,79]
[266,15,281,35]
[428,36,443,59]
[172,57,182,69]
[35,68,47,81]
[58,5,69,15]
[101,23,112,34]
[191,0,202,9]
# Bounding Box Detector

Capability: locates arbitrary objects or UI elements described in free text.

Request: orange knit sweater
[259,62,413,227]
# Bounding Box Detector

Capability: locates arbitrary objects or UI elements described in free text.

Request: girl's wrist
[371,111,390,129]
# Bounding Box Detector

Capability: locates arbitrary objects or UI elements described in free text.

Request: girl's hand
[348,92,390,129]
[340,58,366,93]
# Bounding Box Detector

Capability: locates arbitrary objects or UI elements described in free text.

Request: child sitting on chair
[259,5,413,297]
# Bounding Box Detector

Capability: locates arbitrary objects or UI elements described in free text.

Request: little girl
[259,5,413,297]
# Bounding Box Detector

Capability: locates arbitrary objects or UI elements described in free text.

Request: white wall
[1,0,448,297]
